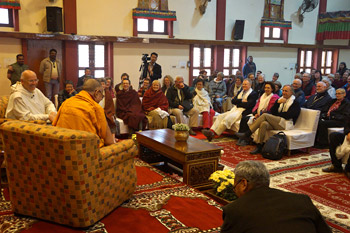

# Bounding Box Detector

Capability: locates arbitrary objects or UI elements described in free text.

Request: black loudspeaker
[234,20,245,40]
[46,7,63,32]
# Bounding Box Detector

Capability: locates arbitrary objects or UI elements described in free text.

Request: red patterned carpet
[0,159,223,233]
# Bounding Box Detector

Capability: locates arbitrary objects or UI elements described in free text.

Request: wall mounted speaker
[46,7,63,32]
[233,20,245,40]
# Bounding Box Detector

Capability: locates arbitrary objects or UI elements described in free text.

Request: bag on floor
[261,132,287,160]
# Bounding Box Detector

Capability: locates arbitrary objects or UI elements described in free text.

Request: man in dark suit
[142,52,162,83]
[221,161,331,233]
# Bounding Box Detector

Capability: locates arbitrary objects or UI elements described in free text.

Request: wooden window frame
[189,45,214,83]
[320,49,334,75]
[0,8,13,28]
[223,46,242,76]
[263,27,282,40]
[297,49,314,73]
[137,18,168,35]
[78,42,107,78]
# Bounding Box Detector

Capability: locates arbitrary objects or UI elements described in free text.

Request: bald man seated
[53,79,115,148]
[5,70,57,122]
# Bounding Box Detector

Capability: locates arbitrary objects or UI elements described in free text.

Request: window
[264,27,281,40]
[298,49,313,73]
[0,8,13,27]
[137,18,167,35]
[321,50,333,75]
[223,48,241,76]
[78,43,106,78]
[191,45,213,79]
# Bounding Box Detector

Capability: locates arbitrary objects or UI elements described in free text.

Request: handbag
[182,99,194,112]
[261,132,287,160]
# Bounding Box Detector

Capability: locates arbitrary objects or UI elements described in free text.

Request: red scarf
[142,88,169,112]
[327,100,342,117]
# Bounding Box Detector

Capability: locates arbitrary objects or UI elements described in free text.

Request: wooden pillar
[215,45,225,73]
[63,0,77,34]
[64,41,78,86]
[216,0,226,41]
[13,9,19,31]
[106,42,114,80]
[133,19,138,37]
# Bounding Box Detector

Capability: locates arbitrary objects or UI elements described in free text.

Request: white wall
[170,0,216,40]
[339,49,350,69]
[0,38,22,96]
[113,43,190,87]
[327,0,350,11]
[247,47,298,86]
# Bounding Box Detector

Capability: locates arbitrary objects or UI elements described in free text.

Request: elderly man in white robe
[5,70,57,122]
[203,79,258,141]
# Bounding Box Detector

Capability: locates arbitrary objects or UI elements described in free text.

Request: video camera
[142,54,151,63]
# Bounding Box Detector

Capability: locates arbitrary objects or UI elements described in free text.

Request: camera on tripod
[142,54,151,63]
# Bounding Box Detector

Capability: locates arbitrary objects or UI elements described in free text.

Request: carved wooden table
[136,129,222,189]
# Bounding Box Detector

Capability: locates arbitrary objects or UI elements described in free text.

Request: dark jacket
[166,84,193,109]
[321,98,350,121]
[303,91,333,115]
[302,81,315,98]
[271,98,301,124]
[254,81,265,97]
[242,62,256,78]
[231,90,258,116]
[294,88,305,106]
[58,89,77,109]
[142,62,162,82]
[221,186,331,233]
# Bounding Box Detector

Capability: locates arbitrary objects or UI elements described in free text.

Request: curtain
[0,0,20,10]
[317,11,350,40]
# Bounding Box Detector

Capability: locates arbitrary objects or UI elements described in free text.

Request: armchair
[0,121,137,227]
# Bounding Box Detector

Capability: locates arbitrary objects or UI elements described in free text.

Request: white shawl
[193,88,212,113]
[278,95,295,113]
[237,88,252,101]
[257,93,273,113]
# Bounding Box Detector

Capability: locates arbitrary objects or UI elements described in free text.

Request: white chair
[263,108,320,154]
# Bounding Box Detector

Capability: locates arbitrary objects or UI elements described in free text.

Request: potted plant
[208,170,237,202]
[172,123,190,141]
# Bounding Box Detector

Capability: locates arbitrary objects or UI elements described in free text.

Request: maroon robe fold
[142,88,169,112]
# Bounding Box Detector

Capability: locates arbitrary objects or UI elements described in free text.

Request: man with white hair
[166,76,199,135]
[221,161,331,232]
[5,70,57,122]
[303,81,332,114]
[322,77,336,99]
[292,78,305,106]
[254,74,265,97]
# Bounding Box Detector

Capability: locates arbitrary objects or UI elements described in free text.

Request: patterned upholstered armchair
[0,121,137,228]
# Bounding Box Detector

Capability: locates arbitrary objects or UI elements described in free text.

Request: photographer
[142,52,162,82]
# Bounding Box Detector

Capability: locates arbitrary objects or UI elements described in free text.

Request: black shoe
[235,130,252,140]
[202,129,214,142]
[250,144,263,154]
[236,139,243,146]
[189,129,197,136]
[322,165,343,173]
[345,171,350,179]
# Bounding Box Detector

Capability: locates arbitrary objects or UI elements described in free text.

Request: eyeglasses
[232,179,243,192]
[27,79,39,84]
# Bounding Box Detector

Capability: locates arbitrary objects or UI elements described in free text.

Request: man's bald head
[20,70,38,92]
[83,79,102,93]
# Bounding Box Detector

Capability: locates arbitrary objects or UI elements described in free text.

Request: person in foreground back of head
[221,161,331,233]
[53,79,115,148]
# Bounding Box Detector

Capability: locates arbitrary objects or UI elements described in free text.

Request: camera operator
[142,52,162,82]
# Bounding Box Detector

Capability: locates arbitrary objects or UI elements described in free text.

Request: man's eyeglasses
[27,79,39,84]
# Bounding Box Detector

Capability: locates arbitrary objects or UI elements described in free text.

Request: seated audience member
[313,70,323,83]
[208,72,227,111]
[52,79,114,148]
[272,72,279,82]
[333,72,346,89]
[138,78,151,97]
[337,62,347,76]
[192,80,215,130]
[222,75,243,112]
[6,70,57,122]
[193,72,210,92]
[322,118,350,179]
[161,75,174,96]
[301,73,316,99]
[221,161,331,233]
[142,80,169,129]
[294,73,302,80]
[58,80,77,109]
[236,85,300,154]
[77,68,92,89]
[292,78,305,106]
[274,81,282,97]
[209,70,219,82]
[343,75,350,100]
[247,72,256,90]
[315,88,350,148]
[105,77,115,98]
[116,79,147,133]
[225,74,236,94]
[203,79,258,141]
[114,73,130,95]
[322,78,336,99]
[303,81,332,115]
[254,74,265,97]
[99,78,119,137]
[237,82,279,146]
[166,76,199,136]
[327,74,335,86]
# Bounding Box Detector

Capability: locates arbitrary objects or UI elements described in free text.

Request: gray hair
[234,161,270,188]
[217,72,224,78]
[82,79,102,93]
[283,84,294,95]
[293,79,302,85]
[175,75,184,82]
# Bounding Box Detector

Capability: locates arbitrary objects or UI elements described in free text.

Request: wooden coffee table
[136,129,222,189]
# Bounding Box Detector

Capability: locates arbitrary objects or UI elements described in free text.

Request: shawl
[116,88,147,130]
[256,93,273,113]
[193,88,212,112]
[237,88,252,101]
[278,95,296,113]
[104,87,116,129]
[142,88,169,112]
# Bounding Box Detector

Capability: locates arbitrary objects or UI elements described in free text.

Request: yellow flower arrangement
[209,170,237,201]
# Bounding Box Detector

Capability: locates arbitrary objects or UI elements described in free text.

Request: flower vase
[174,130,189,142]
